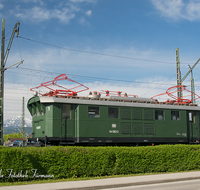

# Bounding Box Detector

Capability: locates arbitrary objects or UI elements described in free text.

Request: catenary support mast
[0,19,5,145]
[0,19,20,145]
[176,48,182,99]
[21,97,25,137]
[176,48,200,104]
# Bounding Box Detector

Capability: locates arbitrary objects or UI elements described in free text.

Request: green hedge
[0,145,200,182]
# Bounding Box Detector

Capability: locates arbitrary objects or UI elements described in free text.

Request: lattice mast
[176,48,200,104]
[20,97,25,137]
[188,64,195,103]
[176,48,182,99]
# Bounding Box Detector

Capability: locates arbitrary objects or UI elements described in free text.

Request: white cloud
[0,0,4,10]
[29,7,50,21]
[186,1,200,21]
[151,0,200,21]
[13,0,95,23]
[0,3,3,9]
[51,8,75,23]
[4,83,33,120]
[86,10,92,16]
[15,6,75,23]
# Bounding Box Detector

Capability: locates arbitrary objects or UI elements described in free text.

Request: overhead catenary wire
[15,36,200,89]
[4,35,199,103]
[6,67,177,86]
[17,36,199,65]
[17,36,177,65]
[141,74,177,96]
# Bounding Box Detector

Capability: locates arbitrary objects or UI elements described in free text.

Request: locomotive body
[27,94,200,146]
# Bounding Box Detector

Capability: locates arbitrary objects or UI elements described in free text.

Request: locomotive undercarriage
[27,136,197,147]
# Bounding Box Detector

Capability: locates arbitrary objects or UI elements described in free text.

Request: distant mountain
[3,116,32,135]
[4,116,32,128]
[3,127,32,135]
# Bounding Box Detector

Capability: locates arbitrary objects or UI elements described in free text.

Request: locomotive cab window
[41,104,45,115]
[36,107,40,116]
[155,110,164,120]
[32,104,36,117]
[41,108,45,115]
[88,107,100,118]
[108,108,118,118]
[171,111,179,120]
[33,110,36,117]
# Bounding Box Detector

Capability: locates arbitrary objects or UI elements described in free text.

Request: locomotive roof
[28,95,200,111]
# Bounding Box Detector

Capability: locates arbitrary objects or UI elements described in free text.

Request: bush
[0,145,200,182]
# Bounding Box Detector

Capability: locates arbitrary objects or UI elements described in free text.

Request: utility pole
[0,19,20,145]
[0,19,5,145]
[176,48,182,99]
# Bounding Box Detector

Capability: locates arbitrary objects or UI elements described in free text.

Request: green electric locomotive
[27,93,200,146]
[27,74,200,146]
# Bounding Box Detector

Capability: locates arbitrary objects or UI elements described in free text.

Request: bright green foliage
[0,145,200,182]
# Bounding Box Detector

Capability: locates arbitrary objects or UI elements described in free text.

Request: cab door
[188,112,200,143]
[61,104,75,139]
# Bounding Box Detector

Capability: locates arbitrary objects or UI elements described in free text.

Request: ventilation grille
[121,108,131,119]
[121,122,131,134]
[133,109,142,120]
[144,109,154,120]
[133,123,143,135]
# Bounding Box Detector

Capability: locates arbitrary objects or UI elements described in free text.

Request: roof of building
[8,138,26,142]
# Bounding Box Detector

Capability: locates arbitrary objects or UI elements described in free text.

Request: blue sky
[1,0,200,120]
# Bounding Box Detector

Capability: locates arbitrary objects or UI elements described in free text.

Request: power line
[18,36,176,65]
[6,67,176,86]
[141,74,176,96]
[18,36,200,65]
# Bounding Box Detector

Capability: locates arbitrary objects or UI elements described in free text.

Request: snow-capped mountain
[4,116,32,128]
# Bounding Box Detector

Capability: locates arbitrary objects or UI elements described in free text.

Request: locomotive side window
[171,111,179,120]
[155,110,164,120]
[88,107,100,118]
[189,112,193,122]
[63,104,71,119]
[108,108,118,118]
